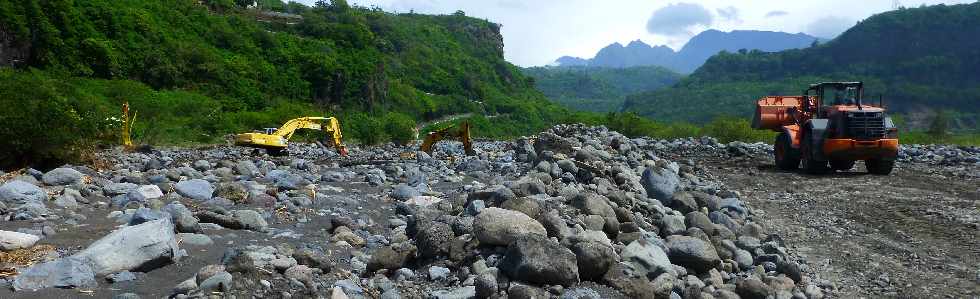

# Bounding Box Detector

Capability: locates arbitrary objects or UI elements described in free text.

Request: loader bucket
[752,96,803,131]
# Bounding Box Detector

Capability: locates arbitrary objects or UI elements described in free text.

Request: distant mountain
[621,3,980,129]
[554,30,821,73]
[522,65,682,112]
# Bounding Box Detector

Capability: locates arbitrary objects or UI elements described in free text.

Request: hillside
[522,65,682,112]
[0,0,574,169]
[623,3,980,128]
[555,30,819,73]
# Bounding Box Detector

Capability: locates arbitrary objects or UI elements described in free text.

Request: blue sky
[296,0,973,66]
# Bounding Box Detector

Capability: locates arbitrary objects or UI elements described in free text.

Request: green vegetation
[622,3,980,133]
[0,0,571,169]
[522,66,681,112]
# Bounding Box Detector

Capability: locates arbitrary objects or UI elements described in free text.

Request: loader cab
[803,82,865,118]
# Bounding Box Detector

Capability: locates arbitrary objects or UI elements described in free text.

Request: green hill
[0,0,576,168]
[622,3,980,130]
[522,65,681,112]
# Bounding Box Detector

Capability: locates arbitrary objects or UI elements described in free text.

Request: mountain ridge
[555,30,821,73]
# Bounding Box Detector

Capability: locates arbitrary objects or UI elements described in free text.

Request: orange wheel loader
[751,82,899,175]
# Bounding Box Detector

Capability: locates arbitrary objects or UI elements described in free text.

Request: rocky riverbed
[0,124,976,299]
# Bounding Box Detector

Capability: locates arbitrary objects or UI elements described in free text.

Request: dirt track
[681,154,979,298]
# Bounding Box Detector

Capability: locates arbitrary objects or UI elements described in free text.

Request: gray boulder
[12,257,97,290]
[196,209,268,232]
[641,166,679,205]
[416,222,454,258]
[104,182,138,196]
[665,235,720,273]
[473,208,547,246]
[0,230,41,251]
[41,167,84,186]
[0,180,48,204]
[392,184,421,201]
[73,218,180,275]
[499,236,579,286]
[175,179,214,201]
[571,241,618,281]
[620,233,674,279]
[129,208,169,226]
[126,185,164,203]
[430,286,476,299]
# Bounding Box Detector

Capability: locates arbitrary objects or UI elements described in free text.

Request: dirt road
[679,152,979,298]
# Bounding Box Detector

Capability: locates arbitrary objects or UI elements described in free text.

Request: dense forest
[0,0,585,168]
[521,65,681,112]
[622,3,980,130]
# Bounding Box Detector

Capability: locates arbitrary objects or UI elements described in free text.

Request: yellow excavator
[235,117,348,156]
[420,122,475,156]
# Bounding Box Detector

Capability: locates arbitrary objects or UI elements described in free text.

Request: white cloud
[765,10,789,18]
[645,3,714,36]
[806,16,856,38]
[717,6,740,22]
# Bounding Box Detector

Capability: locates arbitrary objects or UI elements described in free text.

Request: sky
[295,0,973,66]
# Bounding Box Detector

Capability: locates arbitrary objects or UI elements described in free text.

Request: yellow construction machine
[420,122,475,156]
[121,102,137,150]
[235,117,348,156]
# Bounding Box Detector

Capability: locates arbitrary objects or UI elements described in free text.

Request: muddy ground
[669,152,980,298]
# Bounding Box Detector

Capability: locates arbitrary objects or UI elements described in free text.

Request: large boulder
[499,236,579,286]
[473,208,546,246]
[196,210,268,232]
[41,167,84,186]
[620,233,674,279]
[175,179,214,201]
[640,166,679,205]
[0,180,48,204]
[73,218,180,275]
[665,235,720,273]
[126,185,164,203]
[391,184,421,201]
[103,182,139,196]
[416,222,454,258]
[12,257,97,290]
[0,230,41,251]
[570,241,618,281]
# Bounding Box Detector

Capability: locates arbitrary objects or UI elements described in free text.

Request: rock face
[500,236,579,286]
[41,167,84,186]
[0,180,48,203]
[473,207,547,246]
[175,179,214,201]
[665,235,720,273]
[0,230,41,251]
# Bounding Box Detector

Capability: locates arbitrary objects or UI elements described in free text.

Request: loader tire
[801,132,828,174]
[866,159,894,175]
[830,160,855,171]
[774,132,800,170]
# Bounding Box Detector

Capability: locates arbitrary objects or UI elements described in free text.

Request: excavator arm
[420,122,475,156]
